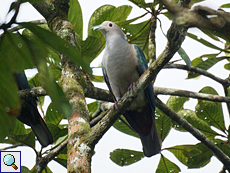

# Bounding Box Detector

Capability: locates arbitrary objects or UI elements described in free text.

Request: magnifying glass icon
[3,154,18,170]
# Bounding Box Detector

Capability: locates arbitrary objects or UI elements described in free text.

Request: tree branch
[155,86,230,102]
[155,97,230,171]
[36,139,68,173]
[165,63,229,85]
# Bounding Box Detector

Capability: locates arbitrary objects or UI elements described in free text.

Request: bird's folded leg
[128,82,136,92]
[113,99,120,110]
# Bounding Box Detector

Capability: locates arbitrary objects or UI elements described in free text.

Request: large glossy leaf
[178,47,192,68]
[195,87,225,132]
[110,149,144,166]
[19,22,91,73]
[155,108,172,141]
[187,54,225,79]
[82,36,103,62]
[68,0,83,39]
[183,143,213,168]
[166,96,189,112]
[12,120,26,135]
[21,166,31,173]
[220,3,230,8]
[45,103,63,125]
[10,131,35,148]
[176,109,218,139]
[166,145,190,165]
[216,141,230,158]
[123,20,150,59]
[88,5,132,36]
[21,34,73,118]
[156,154,180,173]
[187,32,224,51]
[47,124,68,142]
[113,116,139,138]
[0,32,34,71]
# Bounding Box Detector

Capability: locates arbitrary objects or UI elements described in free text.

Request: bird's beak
[91,25,101,30]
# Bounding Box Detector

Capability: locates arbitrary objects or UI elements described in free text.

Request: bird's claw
[128,82,135,92]
[113,100,119,110]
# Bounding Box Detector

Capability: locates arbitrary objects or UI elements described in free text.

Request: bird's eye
[109,23,113,27]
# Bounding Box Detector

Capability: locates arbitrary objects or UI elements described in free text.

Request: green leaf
[21,166,31,173]
[22,34,73,118]
[12,120,26,135]
[45,103,64,125]
[166,145,190,165]
[88,101,98,118]
[90,75,104,82]
[0,32,34,71]
[68,0,83,38]
[110,149,144,166]
[88,5,132,37]
[123,20,150,60]
[28,73,45,110]
[156,154,180,173]
[220,3,230,8]
[166,96,189,112]
[187,54,225,79]
[216,141,230,158]
[19,22,91,74]
[113,116,139,138]
[82,36,103,62]
[155,108,172,141]
[176,109,218,139]
[187,32,224,51]
[178,47,192,68]
[10,131,35,148]
[224,63,230,70]
[200,29,221,41]
[47,124,68,142]
[195,87,225,132]
[189,0,205,8]
[184,143,213,168]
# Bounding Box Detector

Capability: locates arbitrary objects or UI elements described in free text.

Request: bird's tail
[30,113,53,147]
[139,119,161,157]
[124,108,161,157]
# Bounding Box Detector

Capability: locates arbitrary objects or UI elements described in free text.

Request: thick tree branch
[36,139,68,173]
[155,97,230,171]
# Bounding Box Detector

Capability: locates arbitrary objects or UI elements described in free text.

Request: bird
[13,72,53,147]
[92,21,162,157]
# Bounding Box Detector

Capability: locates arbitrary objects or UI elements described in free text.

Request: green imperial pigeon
[92,21,161,157]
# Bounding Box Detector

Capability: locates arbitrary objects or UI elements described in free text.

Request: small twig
[0,0,21,31]
[0,143,24,151]
[165,64,228,85]
[90,111,108,127]
[35,138,68,173]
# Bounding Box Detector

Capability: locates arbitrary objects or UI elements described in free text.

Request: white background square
[1,151,21,173]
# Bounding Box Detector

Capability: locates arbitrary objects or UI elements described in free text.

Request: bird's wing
[134,45,155,112]
[101,63,117,102]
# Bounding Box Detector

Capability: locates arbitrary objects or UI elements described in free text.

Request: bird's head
[92,21,126,40]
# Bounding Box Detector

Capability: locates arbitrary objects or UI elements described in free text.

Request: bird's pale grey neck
[105,34,128,51]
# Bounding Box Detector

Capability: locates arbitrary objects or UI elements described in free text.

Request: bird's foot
[113,100,120,110]
[128,82,135,92]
